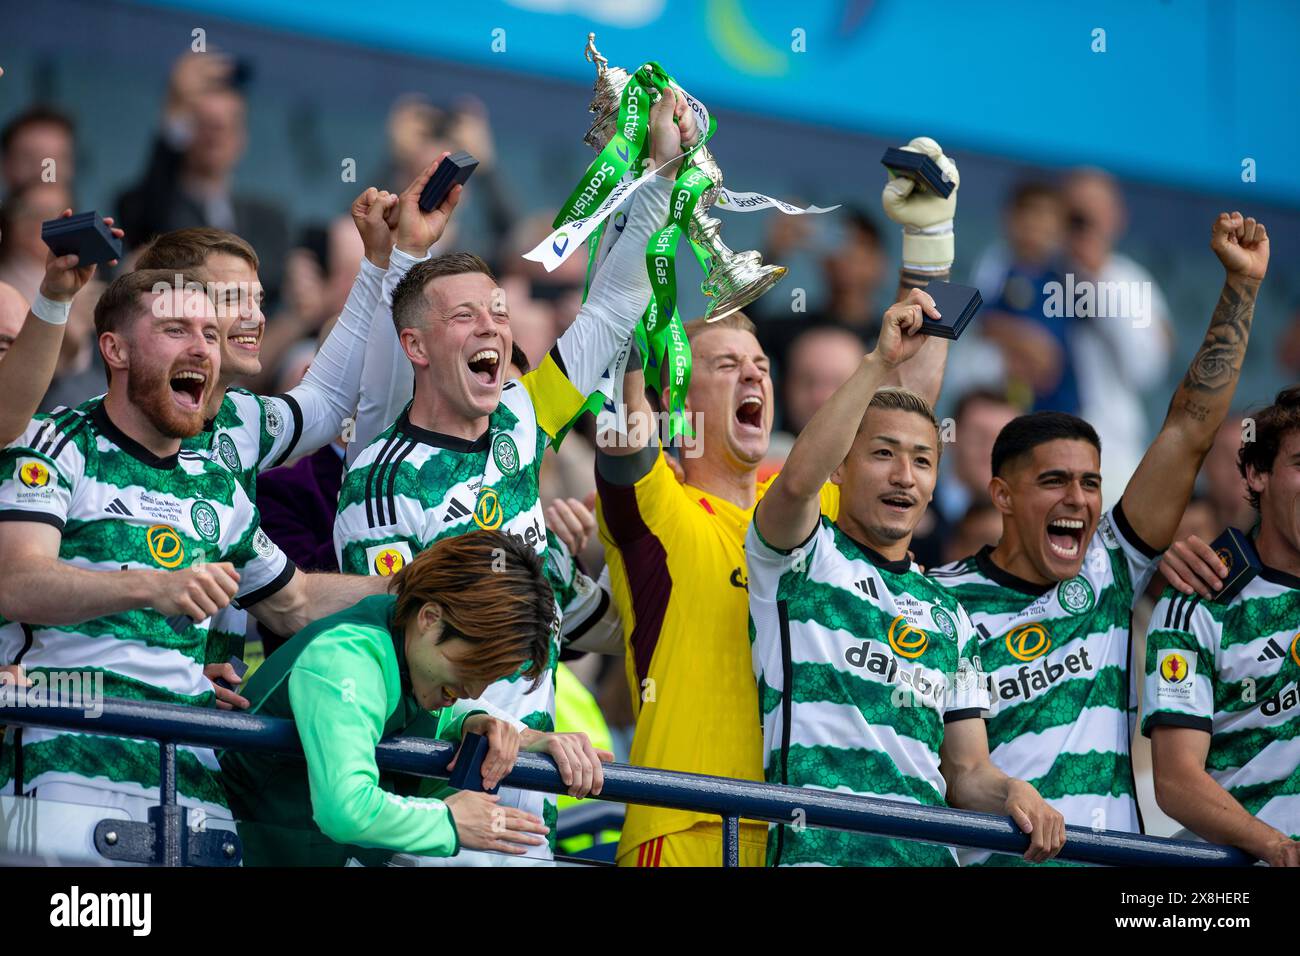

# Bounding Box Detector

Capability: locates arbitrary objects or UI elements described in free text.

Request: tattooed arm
[1119,212,1268,551]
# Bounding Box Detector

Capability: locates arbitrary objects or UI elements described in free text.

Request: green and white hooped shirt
[0,398,293,810]
[1143,565,1300,842]
[747,515,990,867]
[928,504,1160,864]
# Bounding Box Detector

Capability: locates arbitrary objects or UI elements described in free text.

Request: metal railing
[0,695,1256,867]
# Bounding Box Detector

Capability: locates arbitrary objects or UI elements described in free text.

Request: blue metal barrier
[0,695,1256,867]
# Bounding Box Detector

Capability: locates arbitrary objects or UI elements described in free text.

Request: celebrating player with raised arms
[332,90,700,862]
[1143,386,1300,866]
[0,271,387,862]
[595,137,959,867]
[928,211,1267,863]
[128,167,457,672]
[749,293,1065,867]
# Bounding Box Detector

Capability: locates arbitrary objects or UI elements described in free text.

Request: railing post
[156,741,183,867]
[722,814,740,867]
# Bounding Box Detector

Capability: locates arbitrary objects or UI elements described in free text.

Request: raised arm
[1120,212,1267,551]
[289,180,452,461]
[349,156,463,460]
[880,137,960,408]
[0,213,122,445]
[755,293,930,551]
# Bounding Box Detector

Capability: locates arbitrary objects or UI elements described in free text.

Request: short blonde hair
[683,311,756,345]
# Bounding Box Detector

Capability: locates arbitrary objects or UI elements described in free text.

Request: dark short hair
[391,253,496,332]
[991,411,1101,478]
[1238,385,1300,511]
[843,205,883,246]
[135,227,260,273]
[0,106,75,155]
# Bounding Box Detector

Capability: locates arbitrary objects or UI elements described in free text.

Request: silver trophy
[582,33,786,322]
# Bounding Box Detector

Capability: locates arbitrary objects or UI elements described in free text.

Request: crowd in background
[0,50,1292,837]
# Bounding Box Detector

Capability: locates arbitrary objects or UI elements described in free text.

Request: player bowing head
[94,268,219,439]
[391,252,510,429]
[391,529,556,711]
[987,412,1103,581]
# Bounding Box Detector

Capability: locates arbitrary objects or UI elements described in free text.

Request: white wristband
[31,293,71,326]
[901,220,954,274]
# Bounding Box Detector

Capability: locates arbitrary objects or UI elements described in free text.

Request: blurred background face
[2,120,75,192]
[823,221,886,299]
[834,407,939,548]
[1062,171,1125,273]
[783,327,863,434]
[0,281,27,360]
[1204,417,1254,529]
[683,325,773,469]
[954,397,1019,497]
[186,90,247,179]
[944,504,1004,564]
[1006,193,1065,265]
[2,182,73,262]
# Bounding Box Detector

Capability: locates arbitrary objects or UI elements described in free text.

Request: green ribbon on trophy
[644,166,713,439]
[548,59,718,445]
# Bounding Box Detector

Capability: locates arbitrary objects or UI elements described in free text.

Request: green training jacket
[219,594,478,866]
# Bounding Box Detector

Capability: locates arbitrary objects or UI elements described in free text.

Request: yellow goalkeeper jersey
[596,448,838,857]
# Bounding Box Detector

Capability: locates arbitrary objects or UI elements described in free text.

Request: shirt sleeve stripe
[0,510,65,531]
[269,393,305,468]
[235,560,296,610]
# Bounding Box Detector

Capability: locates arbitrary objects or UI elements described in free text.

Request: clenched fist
[1211,211,1268,282]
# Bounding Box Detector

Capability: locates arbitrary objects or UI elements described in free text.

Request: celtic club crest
[492,434,519,477]
[1058,576,1096,615]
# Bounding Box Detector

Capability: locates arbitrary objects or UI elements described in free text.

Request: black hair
[991,411,1101,478]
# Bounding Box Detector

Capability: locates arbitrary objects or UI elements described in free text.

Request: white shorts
[0,783,235,866]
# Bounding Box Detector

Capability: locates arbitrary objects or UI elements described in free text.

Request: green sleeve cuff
[436,707,489,743]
